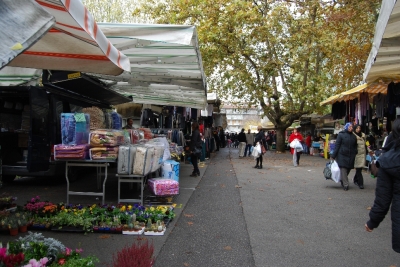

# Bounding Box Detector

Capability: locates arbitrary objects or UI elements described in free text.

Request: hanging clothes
[373,93,386,118]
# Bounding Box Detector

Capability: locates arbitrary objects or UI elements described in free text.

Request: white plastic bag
[255,143,262,154]
[252,144,260,158]
[330,160,341,183]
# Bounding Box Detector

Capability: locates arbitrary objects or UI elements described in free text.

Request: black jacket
[189,129,202,151]
[238,132,247,143]
[254,131,265,146]
[331,130,357,169]
[367,146,400,253]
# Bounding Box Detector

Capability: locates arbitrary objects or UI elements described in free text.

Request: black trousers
[296,152,301,164]
[191,154,199,174]
[256,154,263,167]
[354,167,364,186]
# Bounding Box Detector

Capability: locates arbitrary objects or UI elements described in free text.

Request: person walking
[353,124,366,189]
[213,127,220,151]
[365,118,400,253]
[305,132,312,155]
[244,129,253,157]
[238,128,247,157]
[254,126,266,169]
[219,127,226,148]
[289,127,304,166]
[189,122,202,177]
[330,122,357,191]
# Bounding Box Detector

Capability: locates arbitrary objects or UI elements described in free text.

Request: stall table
[64,159,115,205]
[116,174,146,205]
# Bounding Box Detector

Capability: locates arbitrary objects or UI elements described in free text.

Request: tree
[83,0,150,23]
[129,0,380,151]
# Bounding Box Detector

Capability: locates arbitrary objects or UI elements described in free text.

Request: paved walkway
[155,148,400,267]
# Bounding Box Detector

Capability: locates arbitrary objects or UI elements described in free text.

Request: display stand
[64,160,115,205]
[116,169,161,205]
[116,173,146,205]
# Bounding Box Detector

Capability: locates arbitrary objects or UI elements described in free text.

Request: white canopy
[88,23,208,109]
[363,0,400,83]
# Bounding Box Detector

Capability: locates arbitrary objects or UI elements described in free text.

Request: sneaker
[354,181,359,187]
[343,186,349,191]
[190,173,198,177]
[196,171,200,176]
[258,166,263,169]
[254,165,259,168]
[359,185,364,189]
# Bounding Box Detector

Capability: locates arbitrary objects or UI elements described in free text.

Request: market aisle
[154,148,255,267]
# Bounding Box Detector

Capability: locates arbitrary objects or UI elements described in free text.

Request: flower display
[24,196,57,216]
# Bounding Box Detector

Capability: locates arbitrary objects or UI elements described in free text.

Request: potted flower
[0,193,17,210]
[15,211,29,233]
[8,218,19,236]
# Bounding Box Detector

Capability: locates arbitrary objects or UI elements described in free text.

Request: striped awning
[6,0,130,76]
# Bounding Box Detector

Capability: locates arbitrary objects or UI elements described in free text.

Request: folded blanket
[89,147,119,160]
[54,144,89,160]
[89,129,125,147]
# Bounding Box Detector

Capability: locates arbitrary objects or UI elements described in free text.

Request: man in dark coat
[366,118,400,253]
[331,122,357,191]
[238,128,247,157]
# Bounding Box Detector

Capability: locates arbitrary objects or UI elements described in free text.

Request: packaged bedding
[89,129,125,147]
[145,142,165,172]
[148,178,179,196]
[89,147,119,160]
[133,146,154,176]
[117,145,138,174]
[61,113,90,145]
[54,144,90,160]
[111,112,122,130]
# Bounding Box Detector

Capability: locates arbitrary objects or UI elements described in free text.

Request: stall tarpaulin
[0,0,55,70]
[87,23,208,109]
[5,0,130,76]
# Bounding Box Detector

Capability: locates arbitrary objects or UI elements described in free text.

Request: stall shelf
[64,159,115,205]
[116,169,161,205]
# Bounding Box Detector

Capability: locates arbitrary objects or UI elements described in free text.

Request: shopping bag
[255,143,262,154]
[252,145,260,158]
[323,161,332,180]
[261,143,267,154]
[330,160,340,183]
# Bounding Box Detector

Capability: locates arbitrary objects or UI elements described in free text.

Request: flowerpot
[19,225,28,233]
[9,228,18,236]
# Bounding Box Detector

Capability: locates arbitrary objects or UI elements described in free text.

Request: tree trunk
[275,127,287,153]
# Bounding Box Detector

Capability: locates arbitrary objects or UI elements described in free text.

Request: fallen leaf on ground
[184,213,194,217]
[187,221,194,226]
[224,246,232,250]
[328,198,332,200]
[298,239,304,245]
[235,185,242,188]
[220,184,226,188]
[184,262,190,266]
[258,188,264,191]
[99,235,111,239]
[367,206,372,210]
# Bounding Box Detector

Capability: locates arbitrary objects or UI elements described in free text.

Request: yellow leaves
[184,263,190,266]
[184,213,194,218]
[187,221,194,226]
[224,246,232,250]
[99,234,111,239]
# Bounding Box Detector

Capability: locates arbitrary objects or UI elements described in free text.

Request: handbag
[370,160,379,177]
[193,147,202,157]
[323,161,332,180]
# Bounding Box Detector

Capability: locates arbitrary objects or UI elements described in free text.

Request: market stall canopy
[5,0,130,76]
[363,0,400,83]
[0,0,55,70]
[320,80,391,106]
[0,67,42,86]
[87,23,207,109]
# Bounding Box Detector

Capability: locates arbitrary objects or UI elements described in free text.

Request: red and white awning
[6,0,130,76]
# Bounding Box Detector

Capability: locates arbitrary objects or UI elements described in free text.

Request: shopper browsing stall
[289,127,304,167]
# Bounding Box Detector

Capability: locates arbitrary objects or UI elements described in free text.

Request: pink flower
[65,247,71,255]
[75,248,83,253]
[39,257,49,265]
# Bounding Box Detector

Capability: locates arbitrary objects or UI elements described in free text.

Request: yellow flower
[120,206,126,212]
[127,205,132,211]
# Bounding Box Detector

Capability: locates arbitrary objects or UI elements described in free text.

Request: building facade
[220,104,262,133]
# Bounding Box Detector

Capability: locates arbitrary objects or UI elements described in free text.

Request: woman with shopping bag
[330,122,357,191]
[253,126,266,169]
[289,126,304,167]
